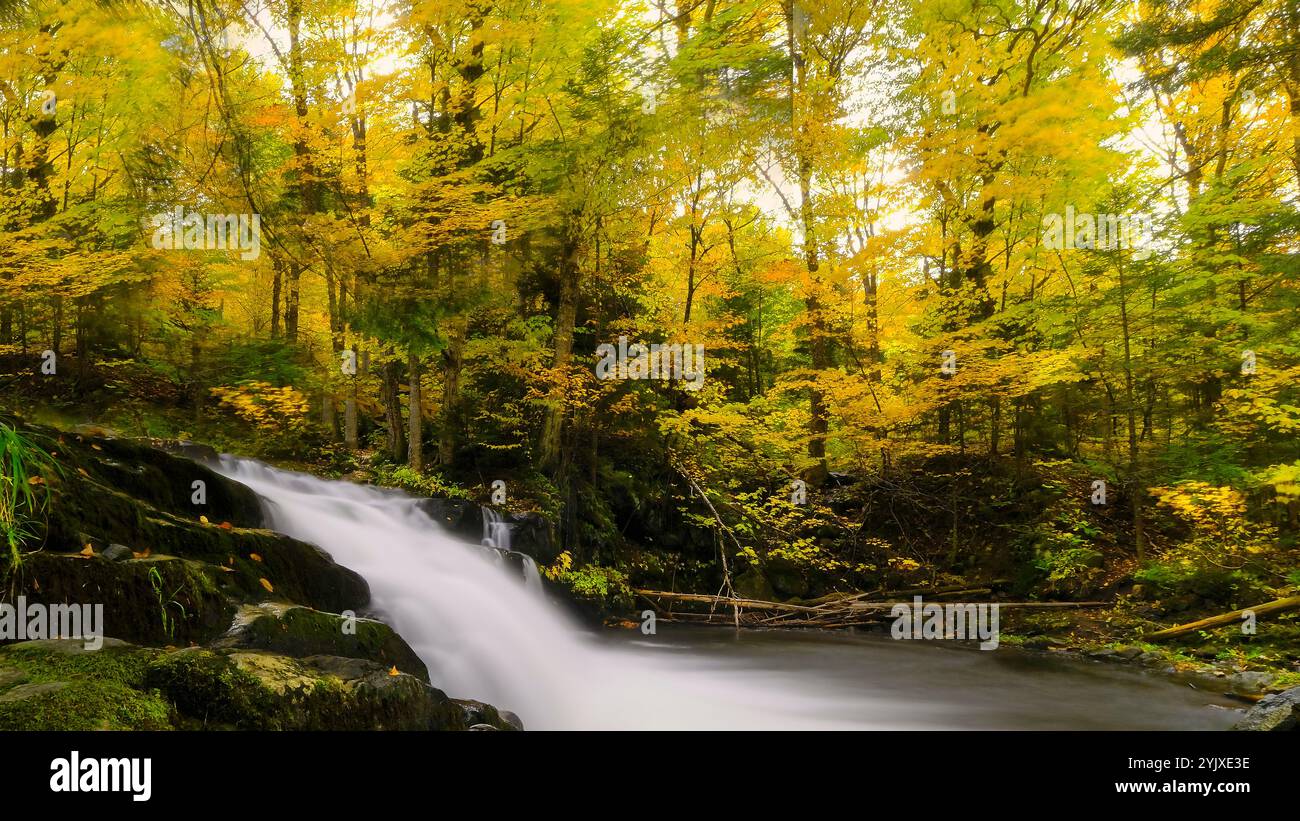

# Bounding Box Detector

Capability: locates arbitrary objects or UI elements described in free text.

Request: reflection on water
[607,626,1243,730]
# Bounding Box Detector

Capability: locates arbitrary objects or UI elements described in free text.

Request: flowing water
[214,458,1243,731]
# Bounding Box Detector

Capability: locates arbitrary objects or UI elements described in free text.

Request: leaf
[200,515,209,524]
[132,547,151,559]
[249,553,263,562]
[27,476,44,485]
[79,545,94,557]
[76,468,89,478]
[388,666,400,676]
[258,577,274,593]
[219,521,233,530]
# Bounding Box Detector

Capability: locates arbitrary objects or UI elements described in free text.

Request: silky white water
[214,457,864,729]
[213,458,1240,731]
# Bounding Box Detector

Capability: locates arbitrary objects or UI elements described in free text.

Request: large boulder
[1233,687,1300,731]
[145,647,467,730]
[214,603,429,683]
[414,498,482,544]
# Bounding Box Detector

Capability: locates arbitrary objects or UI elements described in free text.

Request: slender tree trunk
[381,360,406,462]
[408,353,423,471]
[1117,260,1146,562]
[539,216,581,473]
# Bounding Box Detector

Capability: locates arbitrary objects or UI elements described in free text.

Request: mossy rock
[454,698,524,731]
[24,425,262,529]
[0,639,171,730]
[145,647,466,730]
[5,553,234,647]
[1233,686,1300,731]
[214,603,429,683]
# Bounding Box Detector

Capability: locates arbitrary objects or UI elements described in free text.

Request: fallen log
[634,589,822,613]
[1143,595,1300,641]
[636,588,1111,630]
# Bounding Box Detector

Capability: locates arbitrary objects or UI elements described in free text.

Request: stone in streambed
[1233,686,1300,731]
[213,603,429,683]
[100,543,133,562]
[455,698,524,731]
[145,647,468,730]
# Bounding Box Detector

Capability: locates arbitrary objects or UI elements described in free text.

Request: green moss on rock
[217,603,430,683]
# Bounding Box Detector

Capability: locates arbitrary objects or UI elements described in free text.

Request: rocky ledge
[0,424,521,731]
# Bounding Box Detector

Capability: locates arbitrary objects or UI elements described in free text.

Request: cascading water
[481,509,543,591]
[213,456,855,729]
[211,457,1240,731]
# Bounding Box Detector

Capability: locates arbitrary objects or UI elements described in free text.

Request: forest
[0,0,1298,733]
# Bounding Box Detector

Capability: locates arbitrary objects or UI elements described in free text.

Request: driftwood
[635,588,1108,629]
[1143,595,1300,641]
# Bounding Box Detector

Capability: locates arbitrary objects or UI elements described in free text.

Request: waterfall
[212,456,865,729]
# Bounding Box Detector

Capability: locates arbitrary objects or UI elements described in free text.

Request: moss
[144,648,277,729]
[145,648,463,730]
[233,605,429,682]
[0,638,160,686]
[0,679,171,730]
[0,640,171,730]
[5,553,235,646]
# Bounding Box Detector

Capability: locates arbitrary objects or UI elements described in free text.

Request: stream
[214,457,1243,731]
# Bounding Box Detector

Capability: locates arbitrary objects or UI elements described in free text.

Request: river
[214,458,1243,731]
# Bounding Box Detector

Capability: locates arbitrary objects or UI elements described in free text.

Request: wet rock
[1233,687,1300,731]
[101,543,133,562]
[507,512,559,564]
[152,439,221,464]
[455,698,523,731]
[414,498,482,543]
[214,603,429,683]
[1227,671,1274,694]
[413,497,559,563]
[145,648,467,730]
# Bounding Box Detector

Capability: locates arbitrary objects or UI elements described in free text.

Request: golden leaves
[258,578,274,593]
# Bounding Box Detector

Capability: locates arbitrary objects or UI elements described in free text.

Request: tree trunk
[381,360,406,462]
[408,353,423,471]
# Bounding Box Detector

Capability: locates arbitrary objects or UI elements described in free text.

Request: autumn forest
[0,0,1299,734]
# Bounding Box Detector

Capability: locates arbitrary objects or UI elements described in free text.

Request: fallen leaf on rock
[79,545,94,557]
[132,548,151,559]
[219,521,232,530]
